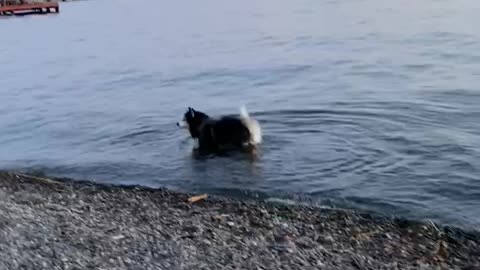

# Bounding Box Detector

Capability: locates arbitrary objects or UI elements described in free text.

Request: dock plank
[0,2,59,14]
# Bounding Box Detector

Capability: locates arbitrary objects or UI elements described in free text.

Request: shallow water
[1,0,480,229]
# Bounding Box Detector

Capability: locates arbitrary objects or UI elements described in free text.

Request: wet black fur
[182,107,251,154]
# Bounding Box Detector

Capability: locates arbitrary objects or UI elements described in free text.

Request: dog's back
[199,117,250,150]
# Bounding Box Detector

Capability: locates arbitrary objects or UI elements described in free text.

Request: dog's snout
[177,121,188,128]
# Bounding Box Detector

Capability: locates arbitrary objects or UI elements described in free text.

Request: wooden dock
[0,2,59,15]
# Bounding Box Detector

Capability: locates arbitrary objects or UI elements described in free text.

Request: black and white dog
[177,106,262,153]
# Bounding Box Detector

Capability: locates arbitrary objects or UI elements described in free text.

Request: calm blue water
[1,0,480,229]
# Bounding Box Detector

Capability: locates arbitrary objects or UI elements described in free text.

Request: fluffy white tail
[240,105,262,145]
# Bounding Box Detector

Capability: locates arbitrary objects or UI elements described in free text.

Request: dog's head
[177,107,209,138]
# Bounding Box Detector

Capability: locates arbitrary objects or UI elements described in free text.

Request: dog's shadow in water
[190,144,261,163]
[187,144,264,179]
[192,148,260,163]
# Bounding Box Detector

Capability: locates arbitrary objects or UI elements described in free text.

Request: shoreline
[0,171,479,269]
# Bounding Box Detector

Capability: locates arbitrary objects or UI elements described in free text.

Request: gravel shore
[0,171,479,269]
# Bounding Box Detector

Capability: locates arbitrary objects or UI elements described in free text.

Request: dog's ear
[188,107,195,117]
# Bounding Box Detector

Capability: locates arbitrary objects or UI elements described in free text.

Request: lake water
[1,0,480,229]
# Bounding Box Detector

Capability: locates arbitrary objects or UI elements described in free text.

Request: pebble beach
[0,171,479,269]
